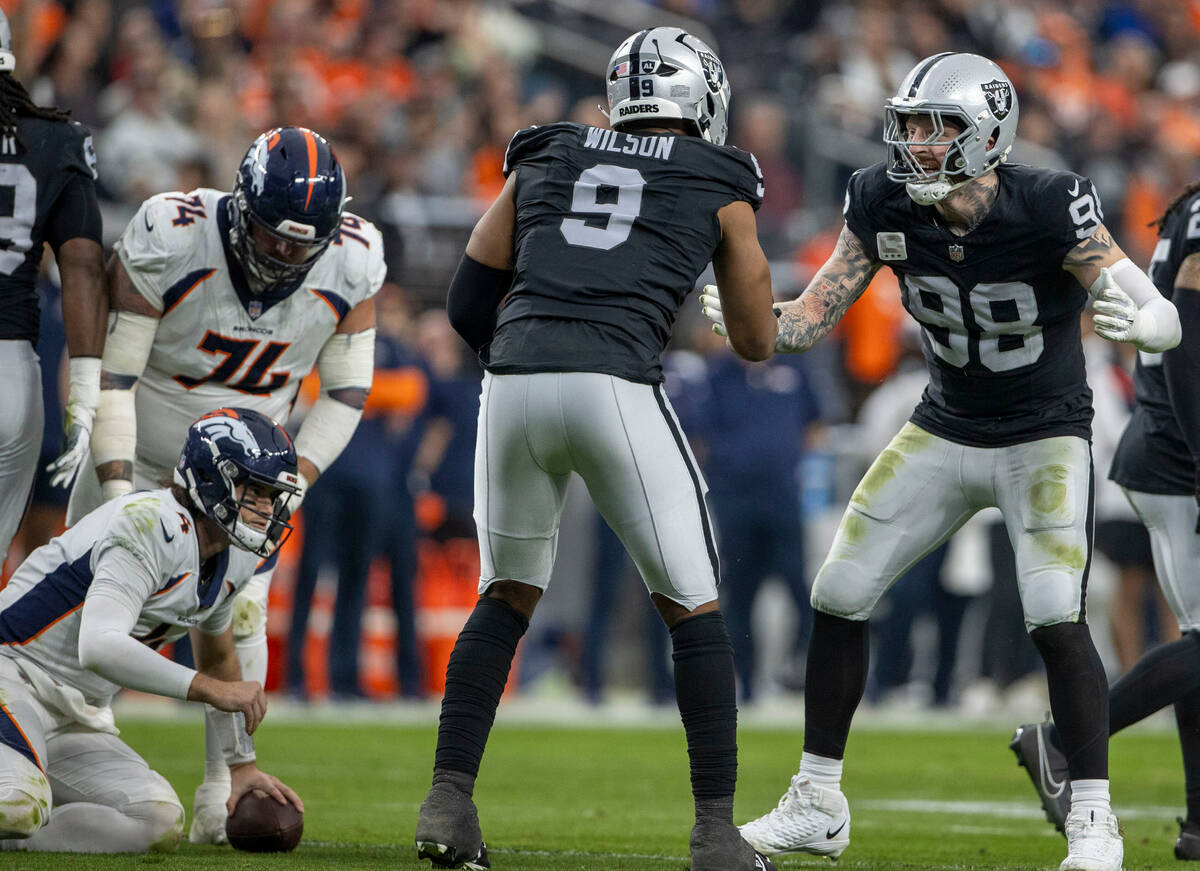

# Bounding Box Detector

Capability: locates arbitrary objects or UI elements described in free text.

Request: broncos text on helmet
[883,53,1019,205]
[227,126,347,294]
[174,407,301,557]
[606,27,731,146]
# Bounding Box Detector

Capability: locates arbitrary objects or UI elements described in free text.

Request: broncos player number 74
[68,126,384,844]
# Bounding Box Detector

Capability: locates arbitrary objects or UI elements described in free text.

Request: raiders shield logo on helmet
[696,50,724,93]
[981,80,1013,120]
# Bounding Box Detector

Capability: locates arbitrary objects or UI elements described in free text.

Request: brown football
[225,790,303,853]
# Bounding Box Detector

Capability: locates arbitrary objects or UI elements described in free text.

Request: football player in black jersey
[1012,179,1200,859]
[0,8,106,568]
[704,52,1181,871]
[414,26,778,871]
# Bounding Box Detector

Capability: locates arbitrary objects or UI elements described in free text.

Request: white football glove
[699,285,727,337]
[46,357,101,488]
[1091,267,1151,345]
[279,471,309,521]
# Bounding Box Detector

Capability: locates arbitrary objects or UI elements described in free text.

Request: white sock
[799,752,843,789]
[1071,779,1112,816]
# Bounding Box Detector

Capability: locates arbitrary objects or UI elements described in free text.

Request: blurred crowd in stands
[4,0,1198,712]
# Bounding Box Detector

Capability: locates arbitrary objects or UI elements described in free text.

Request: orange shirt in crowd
[794,227,905,386]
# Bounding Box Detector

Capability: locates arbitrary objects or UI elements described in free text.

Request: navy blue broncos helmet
[174,408,301,557]
[227,126,347,294]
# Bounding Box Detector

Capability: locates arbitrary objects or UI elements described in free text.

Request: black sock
[671,612,738,817]
[1175,685,1200,824]
[803,611,868,760]
[433,596,529,780]
[1110,633,1200,734]
[1030,622,1108,780]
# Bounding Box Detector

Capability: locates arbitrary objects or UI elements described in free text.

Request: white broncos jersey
[115,187,385,485]
[0,489,258,706]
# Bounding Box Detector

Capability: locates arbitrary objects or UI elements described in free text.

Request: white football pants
[0,340,42,569]
[1122,489,1200,632]
[0,657,183,851]
[812,423,1094,631]
[474,371,720,610]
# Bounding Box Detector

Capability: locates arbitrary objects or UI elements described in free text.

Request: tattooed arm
[1060,223,1127,289]
[774,224,881,353]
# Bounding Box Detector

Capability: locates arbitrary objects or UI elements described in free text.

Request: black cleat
[1010,721,1071,835]
[690,820,777,871]
[415,781,490,869]
[1176,817,1200,860]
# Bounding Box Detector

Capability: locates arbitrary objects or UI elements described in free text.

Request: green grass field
[2,716,1188,870]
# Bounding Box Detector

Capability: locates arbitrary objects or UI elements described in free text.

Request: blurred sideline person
[67,126,383,843]
[0,8,107,569]
[687,325,822,702]
[286,287,432,700]
[415,27,780,871]
[1013,177,1200,859]
[704,52,1180,871]
[0,409,302,851]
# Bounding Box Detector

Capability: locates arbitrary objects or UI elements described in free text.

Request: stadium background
[1,0,1199,713]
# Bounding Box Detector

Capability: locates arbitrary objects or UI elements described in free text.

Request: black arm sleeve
[45,172,102,249]
[446,254,513,353]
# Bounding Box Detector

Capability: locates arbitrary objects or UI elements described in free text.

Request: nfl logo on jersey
[948,243,965,262]
[248,300,263,319]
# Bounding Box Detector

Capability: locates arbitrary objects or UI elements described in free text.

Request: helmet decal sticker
[981,80,1013,120]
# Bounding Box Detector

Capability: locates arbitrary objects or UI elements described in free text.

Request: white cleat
[188,781,230,845]
[739,774,850,860]
[1060,809,1123,871]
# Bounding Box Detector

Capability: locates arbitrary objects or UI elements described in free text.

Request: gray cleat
[415,781,490,869]
[691,820,778,871]
[1176,817,1200,860]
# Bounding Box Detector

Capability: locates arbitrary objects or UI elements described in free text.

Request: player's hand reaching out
[188,675,268,734]
[1090,267,1150,346]
[228,763,304,815]
[46,357,101,488]
[699,285,727,337]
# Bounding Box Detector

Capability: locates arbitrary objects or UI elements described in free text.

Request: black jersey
[845,162,1101,447]
[486,122,763,383]
[0,116,99,344]
[1109,190,1200,495]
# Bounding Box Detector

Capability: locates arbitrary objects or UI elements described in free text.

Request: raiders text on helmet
[606,27,730,146]
[883,53,1019,205]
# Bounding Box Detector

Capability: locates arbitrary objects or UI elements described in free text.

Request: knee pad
[125,799,185,852]
[0,772,51,838]
[811,559,880,620]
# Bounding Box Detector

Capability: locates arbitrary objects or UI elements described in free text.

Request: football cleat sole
[416,839,490,869]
